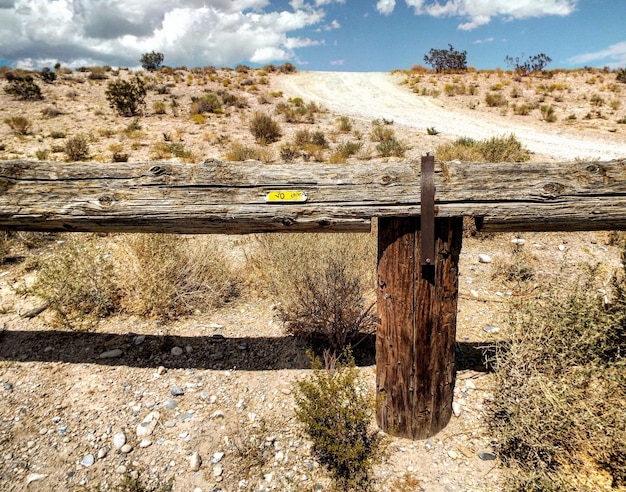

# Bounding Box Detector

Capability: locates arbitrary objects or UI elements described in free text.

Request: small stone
[81,454,95,467]
[170,386,184,397]
[185,345,193,353]
[3,382,12,391]
[99,349,123,359]
[264,472,273,482]
[452,401,462,417]
[482,324,500,334]
[237,342,248,350]
[212,334,225,341]
[470,289,479,298]
[511,238,526,245]
[163,399,178,410]
[558,244,566,251]
[247,412,257,422]
[171,346,184,356]
[97,447,109,459]
[120,443,133,454]
[478,451,497,461]
[200,391,209,400]
[157,366,166,376]
[209,323,223,329]
[213,464,223,477]
[113,431,126,449]
[136,411,160,438]
[478,253,492,264]
[447,449,459,459]
[134,335,145,345]
[39,428,48,435]
[26,473,48,484]
[280,388,291,395]
[465,379,476,390]
[212,452,225,464]
[139,439,152,448]
[115,465,127,474]
[211,410,225,419]
[189,452,202,472]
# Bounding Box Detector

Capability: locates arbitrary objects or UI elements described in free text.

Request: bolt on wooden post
[376,155,463,439]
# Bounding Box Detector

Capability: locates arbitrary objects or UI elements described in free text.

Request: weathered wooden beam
[1,158,626,233]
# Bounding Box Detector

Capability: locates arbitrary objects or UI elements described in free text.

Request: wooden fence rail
[1,157,625,439]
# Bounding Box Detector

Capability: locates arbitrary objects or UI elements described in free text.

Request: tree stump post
[376,216,463,439]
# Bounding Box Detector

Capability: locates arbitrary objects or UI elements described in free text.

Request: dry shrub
[249,112,281,144]
[224,142,273,163]
[4,116,32,135]
[113,234,238,319]
[246,233,376,353]
[31,234,119,330]
[436,134,530,162]
[488,264,626,490]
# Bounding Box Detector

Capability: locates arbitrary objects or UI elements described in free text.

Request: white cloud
[473,37,494,44]
[568,41,626,68]
[330,58,345,65]
[383,0,577,30]
[376,0,396,16]
[0,0,329,68]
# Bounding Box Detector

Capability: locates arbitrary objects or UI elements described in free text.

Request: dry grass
[488,262,626,490]
[112,234,239,320]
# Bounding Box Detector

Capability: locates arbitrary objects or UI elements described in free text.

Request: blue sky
[0,1,625,72]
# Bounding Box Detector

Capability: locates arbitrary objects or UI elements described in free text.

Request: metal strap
[421,155,435,266]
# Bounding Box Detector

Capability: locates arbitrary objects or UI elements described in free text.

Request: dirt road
[273,71,626,161]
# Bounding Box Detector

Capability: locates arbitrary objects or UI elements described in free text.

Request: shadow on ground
[0,327,495,373]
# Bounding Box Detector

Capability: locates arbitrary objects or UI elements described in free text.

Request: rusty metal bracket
[421,154,435,267]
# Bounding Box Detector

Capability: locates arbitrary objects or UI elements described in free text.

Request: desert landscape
[0,64,625,491]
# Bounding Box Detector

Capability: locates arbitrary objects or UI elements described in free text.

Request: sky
[0,0,625,72]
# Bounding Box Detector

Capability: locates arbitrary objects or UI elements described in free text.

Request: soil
[0,67,625,491]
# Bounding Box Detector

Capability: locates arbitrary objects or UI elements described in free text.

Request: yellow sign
[264,190,307,203]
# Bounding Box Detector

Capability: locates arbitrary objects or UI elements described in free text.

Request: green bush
[617,67,626,84]
[249,112,282,144]
[4,76,43,100]
[293,350,387,490]
[485,92,508,107]
[64,134,90,161]
[40,67,56,83]
[540,104,557,122]
[424,44,467,73]
[436,134,530,163]
[140,51,164,71]
[105,76,147,116]
[190,92,221,114]
[376,138,406,157]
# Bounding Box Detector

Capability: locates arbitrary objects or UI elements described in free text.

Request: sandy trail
[273,71,626,161]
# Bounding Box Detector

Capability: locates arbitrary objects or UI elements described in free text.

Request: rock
[115,465,127,474]
[213,464,223,477]
[452,401,462,417]
[97,446,109,459]
[482,324,500,334]
[139,439,152,448]
[136,411,160,438]
[211,410,225,419]
[237,342,248,350]
[171,346,184,356]
[447,449,459,459]
[465,379,476,390]
[478,451,497,461]
[99,349,123,359]
[157,366,166,376]
[134,335,145,345]
[478,253,492,264]
[170,386,184,397]
[113,431,126,449]
[120,443,133,454]
[163,399,178,410]
[212,452,225,464]
[558,244,566,251]
[3,382,12,391]
[26,473,48,484]
[511,238,526,245]
[189,452,202,472]
[81,454,95,467]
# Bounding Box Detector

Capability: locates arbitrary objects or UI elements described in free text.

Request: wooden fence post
[376,216,463,439]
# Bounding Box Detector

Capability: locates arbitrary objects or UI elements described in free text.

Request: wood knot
[381,175,393,184]
[149,165,166,176]
[585,164,603,174]
[98,195,115,207]
[543,182,566,196]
